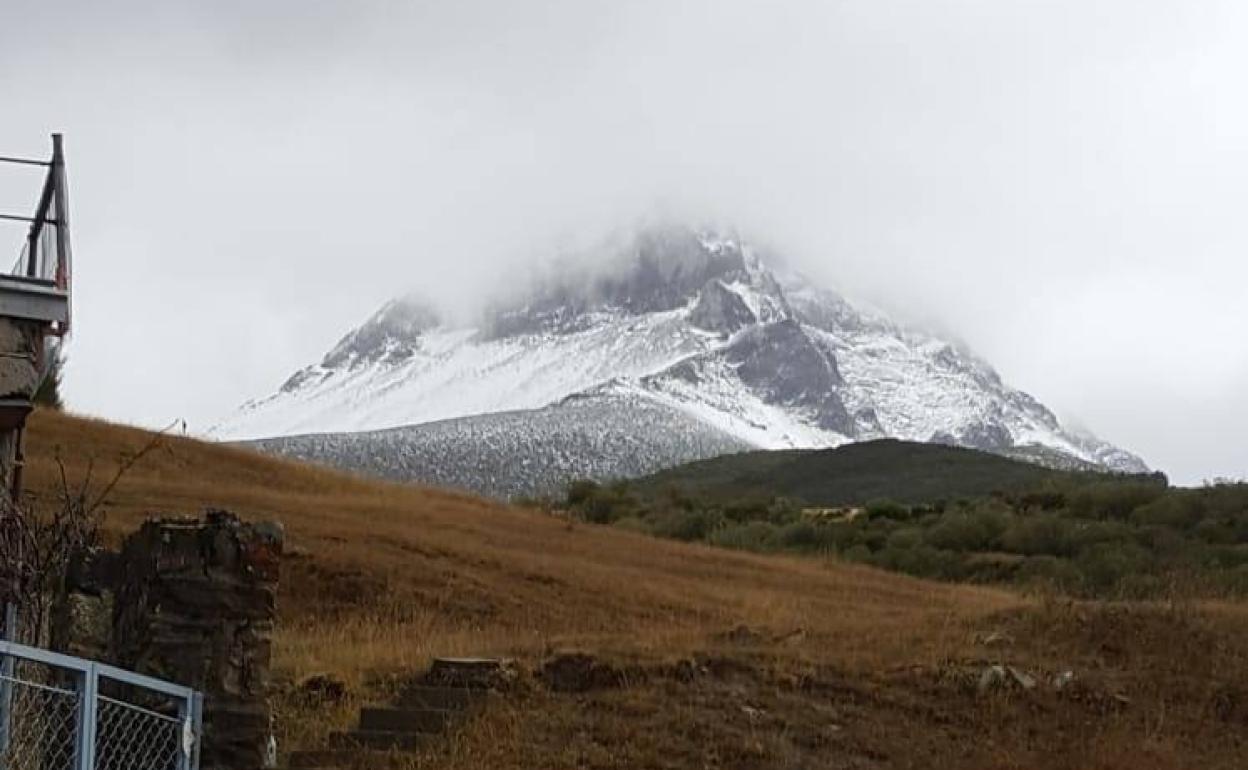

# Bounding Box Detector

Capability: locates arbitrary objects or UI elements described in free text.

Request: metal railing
[0,641,202,770]
[1,133,73,334]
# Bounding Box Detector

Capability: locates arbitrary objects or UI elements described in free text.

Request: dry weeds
[22,409,1248,769]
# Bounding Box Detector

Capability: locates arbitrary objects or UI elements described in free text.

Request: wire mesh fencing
[0,640,202,770]
[0,655,79,770]
[95,686,190,770]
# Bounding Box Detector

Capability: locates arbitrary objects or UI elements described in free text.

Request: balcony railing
[0,134,73,333]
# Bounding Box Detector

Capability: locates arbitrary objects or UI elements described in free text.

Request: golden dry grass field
[21,409,1248,769]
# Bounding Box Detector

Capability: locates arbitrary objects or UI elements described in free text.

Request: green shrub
[723,499,771,523]
[1069,481,1165,520]
[1001,516,1077,557]
[1138,525,1204,571]
[1133,494,1205,530]
[801,522,859,552]
[1206,545,1248,570]
[869,544,963,580]
[1201,483,1248,520]
[33,346,65,409]
[651,509,724,541]
[565,479,600,505]
[572,471,1248,601]
[775,521,824,551]
[1016,555,1082,592]
[857,518,900,551]
[1193,519,1238,545]
[1075,542,1153,594]
[865,498,910,521]
[1113,571,1168,599]
[659,484,699,512]
[1066,520,1137,554]
[1016,488,1067,511]
[840,544,872,563]
[927,507,1010,551]
[767,497,805,525]
[886,527,925,550]
[1218,564,1248,596]
[564,479,642,524]
[709,521,778,551]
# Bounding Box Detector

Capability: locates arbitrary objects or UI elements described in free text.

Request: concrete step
[329,728,428,752]
[399,685,485,711]
[426,657,508,689]
[358,706,454,733]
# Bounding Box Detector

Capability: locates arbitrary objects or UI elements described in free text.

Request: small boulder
[295,673,349,704]
[538,653,631,693]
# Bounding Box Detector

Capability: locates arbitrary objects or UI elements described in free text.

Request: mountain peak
[220,224,1148,481]
[480,225,753,337]
[322,295,441,369]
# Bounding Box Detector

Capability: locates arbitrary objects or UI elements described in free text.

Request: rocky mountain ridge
[218,226,1146,496]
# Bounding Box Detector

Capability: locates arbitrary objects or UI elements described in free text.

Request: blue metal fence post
[74,661,98,770]
[0,602,16,758]
[176,688,204,770]
[189,691,204,770]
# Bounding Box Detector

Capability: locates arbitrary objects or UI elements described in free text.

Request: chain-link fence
[0,641,202,770]
[0,654,79,770]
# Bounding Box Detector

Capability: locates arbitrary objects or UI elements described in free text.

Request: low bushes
[557,476,1248,599]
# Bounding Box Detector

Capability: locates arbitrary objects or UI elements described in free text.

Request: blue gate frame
[0,640,203,770]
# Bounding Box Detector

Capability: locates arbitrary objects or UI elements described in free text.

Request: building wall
[0,316,41,493]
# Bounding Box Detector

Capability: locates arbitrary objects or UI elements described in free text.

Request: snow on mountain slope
[245,390,753,499]
[217,225,1148,480]
[220,303,721,440]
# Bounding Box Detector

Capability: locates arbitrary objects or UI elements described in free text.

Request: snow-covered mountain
[218,226,1146,496]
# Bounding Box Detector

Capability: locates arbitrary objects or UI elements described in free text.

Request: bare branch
[1,420,176,643]
[86,420,178,515]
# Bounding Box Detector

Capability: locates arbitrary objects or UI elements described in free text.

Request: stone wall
[0,315,41,491]
[59,510,283,770]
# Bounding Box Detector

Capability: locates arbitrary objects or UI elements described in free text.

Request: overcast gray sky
[1,0,1245,484]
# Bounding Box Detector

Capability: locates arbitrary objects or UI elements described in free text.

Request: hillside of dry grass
[21,409,1248,769]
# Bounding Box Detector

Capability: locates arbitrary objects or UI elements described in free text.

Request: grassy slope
[23,410,1248,769]
[632,439,1133,506]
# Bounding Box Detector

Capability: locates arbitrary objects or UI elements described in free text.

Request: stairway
[286,658,504,769]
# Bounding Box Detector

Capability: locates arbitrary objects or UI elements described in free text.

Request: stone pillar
[111,510,283,770]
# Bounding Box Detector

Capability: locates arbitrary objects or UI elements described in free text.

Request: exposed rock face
[932,420,1014,452]
[721,320,852,433]
[481,226,752,339]
[312,297,440,375]
[956,421,1014,451]
[598,226,747,314]
[689,280,757,335]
